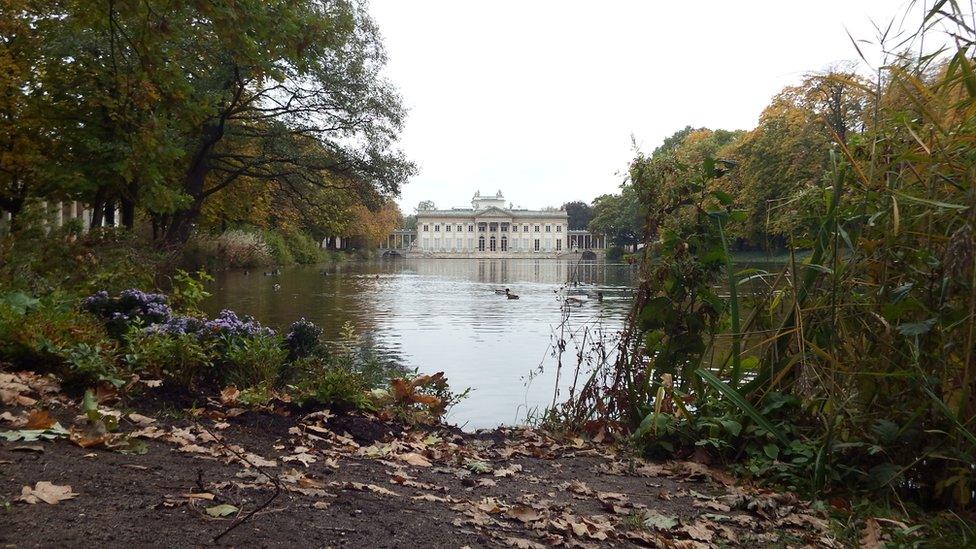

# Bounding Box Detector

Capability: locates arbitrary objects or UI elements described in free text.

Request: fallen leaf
[397,452,432,467]
[312,501,331,510]
[220,385,240,405]
[503,537,546,549]
[860,518,881,549]
[682,521,714,542]
[506,505,543,523]
[11,445,44,453]
[412,494,451,503]
[127,413,155,426]
[0,411,26,427]
[205,504,239,517]
[643,511,679,531]
[19,482,77,505]
[24,410,56,429]
[493,464,522,477]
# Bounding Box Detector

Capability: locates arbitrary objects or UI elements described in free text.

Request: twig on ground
[194,421,283,543]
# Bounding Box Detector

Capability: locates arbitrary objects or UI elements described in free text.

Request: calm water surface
[203,258,636,429]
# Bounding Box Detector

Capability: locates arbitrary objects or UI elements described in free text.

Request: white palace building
[381,190,607,258]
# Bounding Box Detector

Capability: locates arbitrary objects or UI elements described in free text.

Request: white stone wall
[416,214,567,255]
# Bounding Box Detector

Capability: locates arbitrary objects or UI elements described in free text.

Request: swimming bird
[565,295,587,306]
[494,288,509,295]
[506,289,519,300]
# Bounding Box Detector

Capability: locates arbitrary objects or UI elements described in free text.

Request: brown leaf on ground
[0,410,27,427]
[18,482,78,504]
[345,482,400,496]
[503,537,546,549]
[493,464,522,477]
[681,521,714,542]
[126,413,156,426]
[397,452,432,467]
[24,409,56,429]
[860,518,882,549]
[69,426,108,448]
[506,504,544,523]
[0,388,36,407]
[220,385,240,405]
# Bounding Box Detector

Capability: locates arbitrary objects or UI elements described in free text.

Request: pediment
[474,207,512,218]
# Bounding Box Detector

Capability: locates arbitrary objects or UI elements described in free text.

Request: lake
[203,258,637,429]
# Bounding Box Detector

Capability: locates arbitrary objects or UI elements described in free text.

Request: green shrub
[292,357,372,411]
[605,246,625,261]
[124,330,214,388]
[0,294,121,387]
[0,205,159,296]
[169,270,213,315]
[221,333,288,388]
[261,230,293,265]
[283,231,322,264]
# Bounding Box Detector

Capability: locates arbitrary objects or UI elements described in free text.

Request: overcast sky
[368,1,921,213]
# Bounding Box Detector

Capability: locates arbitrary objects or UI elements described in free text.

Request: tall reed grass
[560,3,976,511]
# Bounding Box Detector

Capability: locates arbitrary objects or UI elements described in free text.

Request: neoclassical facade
[380,191,606,258]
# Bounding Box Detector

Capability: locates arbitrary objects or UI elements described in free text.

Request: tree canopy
[0,0,413,244]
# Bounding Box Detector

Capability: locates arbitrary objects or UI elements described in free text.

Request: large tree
[2,0,413,242]
[561,201,593,230]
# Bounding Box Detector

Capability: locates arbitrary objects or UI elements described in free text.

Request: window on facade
[556,225,562,232]
[434,224,440,232]
[523,224,529,232]
[500,236,507,251]
[445,224,451,232]
[534,239,540,251]
[489,236,497,251]
[556,240,562,251]
[534,225,540,232]
[545,225,551,232]
[478,223,486,232]
[511,225,517,232]
[457,225,463,232]
[489,223,497,232]
[468,224,474,232]
[423,224,429,232]
[478,236,485,251]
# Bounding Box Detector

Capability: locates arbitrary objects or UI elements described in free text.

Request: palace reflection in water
[203,258,636,429]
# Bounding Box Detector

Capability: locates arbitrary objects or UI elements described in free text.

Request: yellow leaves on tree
[345,201,402,247]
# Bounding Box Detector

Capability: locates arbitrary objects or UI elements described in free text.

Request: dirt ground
[0,370,837,548]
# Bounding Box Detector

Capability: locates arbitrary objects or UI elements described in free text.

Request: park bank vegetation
[556,2,976,537]
[1,0,410,264]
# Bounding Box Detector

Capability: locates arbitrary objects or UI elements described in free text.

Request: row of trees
[589,69,869,251]
[1,0,412,245]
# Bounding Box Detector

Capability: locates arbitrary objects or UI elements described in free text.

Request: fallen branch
[194,421,283,543]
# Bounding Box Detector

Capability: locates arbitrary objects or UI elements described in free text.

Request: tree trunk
[90,187,106,229]
[1,196,26,233]
[120,181,138,229]
[104,200,116,227]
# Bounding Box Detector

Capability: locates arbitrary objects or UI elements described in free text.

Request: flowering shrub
[83,289,172,336]
[143,315,206,336]
[203,309,275,340]
[285,318,322,359]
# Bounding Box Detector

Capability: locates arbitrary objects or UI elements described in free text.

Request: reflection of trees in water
[408,259,634,285]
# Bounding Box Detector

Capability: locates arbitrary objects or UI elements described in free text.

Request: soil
[0,372,834,548]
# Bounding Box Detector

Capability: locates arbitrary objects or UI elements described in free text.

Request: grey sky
[369,1,919,213]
